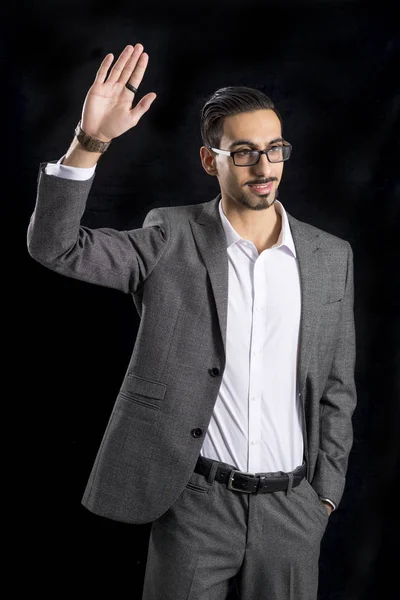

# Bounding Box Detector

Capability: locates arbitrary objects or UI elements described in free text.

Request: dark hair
[200,86,283,149]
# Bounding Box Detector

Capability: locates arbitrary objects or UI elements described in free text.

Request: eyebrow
[229,138,284,149]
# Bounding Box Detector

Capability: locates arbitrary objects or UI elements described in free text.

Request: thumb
[131,92,157,126]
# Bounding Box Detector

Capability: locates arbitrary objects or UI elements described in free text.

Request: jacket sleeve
[312,241,357,508]
[27,162,170,294]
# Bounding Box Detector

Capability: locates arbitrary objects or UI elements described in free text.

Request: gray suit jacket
[27,161,357,524]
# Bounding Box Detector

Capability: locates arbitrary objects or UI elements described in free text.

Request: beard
[237,187,278,211]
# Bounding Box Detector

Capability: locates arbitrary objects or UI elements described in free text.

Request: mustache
[247,179,277,185]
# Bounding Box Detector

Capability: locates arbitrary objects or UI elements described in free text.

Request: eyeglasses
[208,141,292,166]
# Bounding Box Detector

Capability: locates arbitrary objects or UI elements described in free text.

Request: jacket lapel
[190,195,229,360]
[190,194,322,396]
[287,213,322,395]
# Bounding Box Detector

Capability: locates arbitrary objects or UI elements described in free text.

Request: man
[27,43,357,600]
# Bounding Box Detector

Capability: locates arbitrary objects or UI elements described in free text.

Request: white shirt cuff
[44,155,96,180]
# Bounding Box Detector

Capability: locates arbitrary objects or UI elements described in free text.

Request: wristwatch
[75,120,112,153]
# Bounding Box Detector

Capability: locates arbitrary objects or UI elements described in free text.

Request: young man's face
[201,109,285,211]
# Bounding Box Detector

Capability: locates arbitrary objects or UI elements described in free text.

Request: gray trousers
[142,458,329,600]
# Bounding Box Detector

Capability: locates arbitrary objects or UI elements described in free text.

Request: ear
[200,146,218,175]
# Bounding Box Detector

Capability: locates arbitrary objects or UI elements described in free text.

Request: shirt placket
[248,252,266,473]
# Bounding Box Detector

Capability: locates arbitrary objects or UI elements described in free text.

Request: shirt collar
[218,197,297,258]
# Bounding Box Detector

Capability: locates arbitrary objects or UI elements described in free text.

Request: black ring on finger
[125,82,138,94]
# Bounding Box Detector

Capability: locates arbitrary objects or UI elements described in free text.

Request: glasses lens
[234,145,291,165]
[268,145,292,162]
[234,151,260,165]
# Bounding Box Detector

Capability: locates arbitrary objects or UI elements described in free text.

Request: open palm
[80,44,157,142]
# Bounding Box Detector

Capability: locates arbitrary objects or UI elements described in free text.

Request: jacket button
[191,428,203,438]
[209,367,220,377]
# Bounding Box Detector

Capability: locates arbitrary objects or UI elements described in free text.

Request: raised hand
[80,44,157,142]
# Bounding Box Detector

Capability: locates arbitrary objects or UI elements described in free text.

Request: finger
[118,47,148,87]
[123,52,149,97]
[94,53,114,84]
[130,92,157,127]
[107,44,136,83]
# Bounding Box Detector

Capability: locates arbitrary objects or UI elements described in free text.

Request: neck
[221,194,282,250]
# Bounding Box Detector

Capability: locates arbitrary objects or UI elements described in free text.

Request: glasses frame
[208,141,292,166]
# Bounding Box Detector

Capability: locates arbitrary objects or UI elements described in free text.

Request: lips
[248,182,273,193]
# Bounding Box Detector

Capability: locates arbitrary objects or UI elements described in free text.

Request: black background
[8,0,399,598]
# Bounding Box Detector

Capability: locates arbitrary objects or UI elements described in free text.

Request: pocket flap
[124,374,167,400]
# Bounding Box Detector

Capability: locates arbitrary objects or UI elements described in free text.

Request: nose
[253,151,273,177]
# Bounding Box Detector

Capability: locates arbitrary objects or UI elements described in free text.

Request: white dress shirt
[199,198,304,474]
[43,156,335,510]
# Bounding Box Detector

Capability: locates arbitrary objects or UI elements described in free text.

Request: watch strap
[75,120,112,153]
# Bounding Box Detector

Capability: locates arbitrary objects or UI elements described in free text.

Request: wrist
[75,120,112,153]
[81,128,111,143]
[62,136,102,168]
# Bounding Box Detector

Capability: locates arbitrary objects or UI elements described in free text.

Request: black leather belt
[194,456,307,494]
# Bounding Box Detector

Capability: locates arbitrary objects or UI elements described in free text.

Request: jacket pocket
[118,374,167,410]
[118,391,161,411]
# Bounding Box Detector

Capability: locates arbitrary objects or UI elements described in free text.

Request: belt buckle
[227,469,256,493]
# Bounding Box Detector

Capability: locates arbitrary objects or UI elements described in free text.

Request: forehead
[221,109,282,144]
